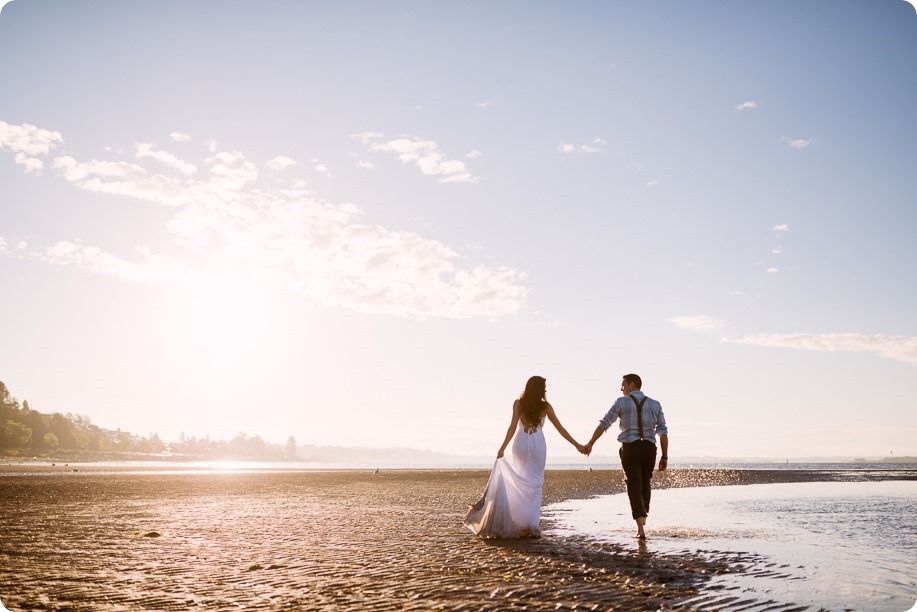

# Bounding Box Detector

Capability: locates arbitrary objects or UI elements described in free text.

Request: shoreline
[547,479,917,612]
[1,468,914,610]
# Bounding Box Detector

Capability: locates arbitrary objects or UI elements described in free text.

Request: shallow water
[545,480,917,612]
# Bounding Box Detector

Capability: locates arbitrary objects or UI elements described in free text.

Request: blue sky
[1,0,915,460]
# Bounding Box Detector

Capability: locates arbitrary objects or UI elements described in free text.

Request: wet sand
[0,466,907,610]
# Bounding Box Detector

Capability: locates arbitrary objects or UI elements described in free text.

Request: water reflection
[545,480,916,612]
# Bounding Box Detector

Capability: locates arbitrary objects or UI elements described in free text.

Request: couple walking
[463,374,668,540]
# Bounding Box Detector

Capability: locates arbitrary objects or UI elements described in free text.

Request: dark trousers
[619,440,657,519]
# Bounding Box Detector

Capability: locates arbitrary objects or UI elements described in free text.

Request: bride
[464,376,586,538]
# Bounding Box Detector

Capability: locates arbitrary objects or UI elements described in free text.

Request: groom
[584,373,668,539]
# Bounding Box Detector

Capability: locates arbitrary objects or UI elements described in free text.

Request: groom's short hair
[623,373,642,389]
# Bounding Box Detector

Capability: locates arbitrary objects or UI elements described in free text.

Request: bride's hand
[497,449,504,459]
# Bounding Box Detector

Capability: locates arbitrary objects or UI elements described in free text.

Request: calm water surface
[545,480,917,612]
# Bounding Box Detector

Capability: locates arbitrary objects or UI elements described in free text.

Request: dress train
[463,420,547,538]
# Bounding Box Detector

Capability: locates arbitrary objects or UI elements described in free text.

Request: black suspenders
[633,395,648,441]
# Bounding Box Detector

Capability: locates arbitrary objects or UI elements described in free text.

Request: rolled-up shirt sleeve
[654,404,668,436]
[598,405,620,431]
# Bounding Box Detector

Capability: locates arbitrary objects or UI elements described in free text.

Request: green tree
[0,381,14,407]
[49,413,76,449]
[42,432,60,450]
[71,429,89,451]
[88,431,112,452]
[113,430,133,452]
[22,411,48,449]
[0,381,21,430]
[4,420,32,448]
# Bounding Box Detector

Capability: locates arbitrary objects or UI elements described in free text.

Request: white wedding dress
[463,418,547,538]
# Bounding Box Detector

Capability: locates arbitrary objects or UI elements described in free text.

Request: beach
[0,465,913,610]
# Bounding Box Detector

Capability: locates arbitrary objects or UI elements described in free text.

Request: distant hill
[3,381,914,465]
[1,380,167,457]
[884,456,917,463]
[0,379,290,460]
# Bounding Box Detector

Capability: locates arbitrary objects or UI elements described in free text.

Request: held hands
[575,442,592,456]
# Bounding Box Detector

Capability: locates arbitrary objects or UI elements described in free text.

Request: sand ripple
[1,467,904,610]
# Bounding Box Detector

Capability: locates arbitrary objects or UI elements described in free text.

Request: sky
[1,0,916,461]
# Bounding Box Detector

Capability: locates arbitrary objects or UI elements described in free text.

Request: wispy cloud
[266,155,296,171]
[354,132,478,183]
[768,224,788,263]
[0,120,63,155]
[0,120,64,173]
[474,101,494,108]
[766,267,780,273]
[782,137,814,149]
[732,333,917,366]
[557,138,606,154]
[2,121,526,318]
[14,152,44,173]
[52,155,189,206]
[42,241,190,285]
[734,101,758,111]
[667,315,728,331]
[136,143,197,175]
[0,237,28,255]
[670,314,917,366]
[170,132,192,143]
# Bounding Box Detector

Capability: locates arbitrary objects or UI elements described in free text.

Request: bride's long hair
[518,376,547,426]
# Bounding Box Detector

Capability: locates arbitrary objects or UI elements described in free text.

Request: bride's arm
[497,400,521,458]
[545,403,585,452]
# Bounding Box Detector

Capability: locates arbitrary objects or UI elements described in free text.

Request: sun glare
[182,279,270,365]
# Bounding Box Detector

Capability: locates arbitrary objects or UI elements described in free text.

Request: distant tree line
[0,380,297,460]
[172,431,299,461]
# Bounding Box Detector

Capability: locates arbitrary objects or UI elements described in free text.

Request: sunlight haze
[1,0,915,461]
